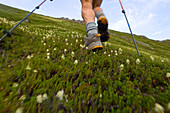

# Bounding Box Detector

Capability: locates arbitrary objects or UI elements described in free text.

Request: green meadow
[0,4,170,113]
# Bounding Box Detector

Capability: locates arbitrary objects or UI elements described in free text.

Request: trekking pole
[0,0,53,42]
[118,0,140,56]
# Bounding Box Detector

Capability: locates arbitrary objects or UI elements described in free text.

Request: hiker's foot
[97,17,110,42]
[84,34,103,51]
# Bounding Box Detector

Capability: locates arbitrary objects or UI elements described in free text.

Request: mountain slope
[0,4,170,113]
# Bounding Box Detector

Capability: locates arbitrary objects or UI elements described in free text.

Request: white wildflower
[136,59,140,65]
[47,53,50,56]
[27,55,31,59]
[166,73,170,78]
[80,44,85,48]
[41,40,43,43]
[74,60,78,64]
[86,47,88,50]
[19,95,26,101]
[108,54,111,57]
[76,39,78,43]
[111,50,113,53]
[64,49,67,52]
[86,62,88,64]
[66,43,69,45]
[43,37,46,40]
[56,89,64,100]
[44,43,46,46]
[47,56,50,59]
[65,39,68,42]
[42,93,48,101]
[126,59,130,64]
[155,103,164,113]
[53,40,55,43]
[100,94,102,98]
[150,56,154,61]
[26,65,31,70]
[118,48,123,54]
[33,69,38,73]
[93,52,96,54]
[54,48,57,51]
[15,107,23,113]
[61,54,65,60]
[36,94,43,103]
[120,64,124,71]
[104,52,106,54]
[46,49,49,52]
[13,83,18,88]
[115,50,118,56]
[161,60,164,63]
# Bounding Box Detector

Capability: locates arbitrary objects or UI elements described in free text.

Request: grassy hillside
[0,4,170,113]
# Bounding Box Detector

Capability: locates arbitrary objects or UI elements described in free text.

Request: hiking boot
[97,17,110,42]
[84,34,103,51]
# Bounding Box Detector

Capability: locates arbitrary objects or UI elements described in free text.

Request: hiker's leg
[92,0,105,19]
[80,0,97,37]
[93,0,109,42]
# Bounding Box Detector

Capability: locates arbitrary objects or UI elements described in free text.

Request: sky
[0,0,170,41]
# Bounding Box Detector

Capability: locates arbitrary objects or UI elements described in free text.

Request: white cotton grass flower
[74,60,78,64]
[64,49,67,52]
[15,107,23,113]
[115,50,118,56]
[100,94,102,98]
[80,44,85,48]
[118,48,123,54]
[56,89,64,100]
[54,48,57,51]
[47,56,50,59]
[19,95,26,101]
[126,59,130,64]
[86,47,88,50]
[26,65,31,70]
[27,55,31,59]
[136,59,140,65]
[13,83,18,88]
[36,94,43,103]
[61,54,65,60]
[76,39,78,43]
[150,56,154,61]
[47,53,50,56]
[120,64,124,71]
[65,38,68,42]
[154,103,164,113]
[33,69,38,73]
[166,73,170,78]
[42,93,48,101]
